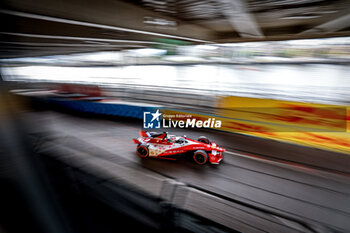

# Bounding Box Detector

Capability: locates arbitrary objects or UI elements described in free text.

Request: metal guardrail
[101,83,219,110]
[7,78,350,106]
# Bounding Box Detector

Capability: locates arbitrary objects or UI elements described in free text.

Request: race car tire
[193,150,208,165]
[198,136,210,144]
[136,144,149,158]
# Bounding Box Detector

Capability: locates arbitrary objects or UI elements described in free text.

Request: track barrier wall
[163,96,350,155]
[22,84,350,155]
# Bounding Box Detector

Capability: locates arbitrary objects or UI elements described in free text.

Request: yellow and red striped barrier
[163,96,350,154]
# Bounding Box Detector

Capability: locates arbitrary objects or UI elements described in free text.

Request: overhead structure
[1,0,350,58]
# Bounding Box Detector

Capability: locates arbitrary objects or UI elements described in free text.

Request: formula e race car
[132,131,225,165]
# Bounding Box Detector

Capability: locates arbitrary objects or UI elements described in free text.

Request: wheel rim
[194,153,206,164]
[137,146,148,157]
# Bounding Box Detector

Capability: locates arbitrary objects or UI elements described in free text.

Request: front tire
[136,144,149,158]
[198,136,210,144]
[193,150,208,165]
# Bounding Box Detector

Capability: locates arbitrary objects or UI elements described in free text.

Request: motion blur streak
[0,77,70,233]
[2,0,350,232]
[3,63,350,104]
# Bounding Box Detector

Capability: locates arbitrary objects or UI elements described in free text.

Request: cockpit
[148,131,187,144]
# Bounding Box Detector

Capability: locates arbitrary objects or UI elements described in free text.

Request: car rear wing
[139,131,167,139]
[132,138,141,144]
[139,131,150,137]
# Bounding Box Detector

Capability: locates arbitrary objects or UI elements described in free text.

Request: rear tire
[198,136,210,144]
[193,150,208,165]
[136,144,149,158]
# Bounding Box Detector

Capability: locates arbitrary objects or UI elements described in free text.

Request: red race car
[132,131,225,165]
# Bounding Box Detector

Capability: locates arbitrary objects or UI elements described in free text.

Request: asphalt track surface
[26,111,350,232]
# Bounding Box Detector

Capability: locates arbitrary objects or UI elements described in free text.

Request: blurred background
[1,0,350,233]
